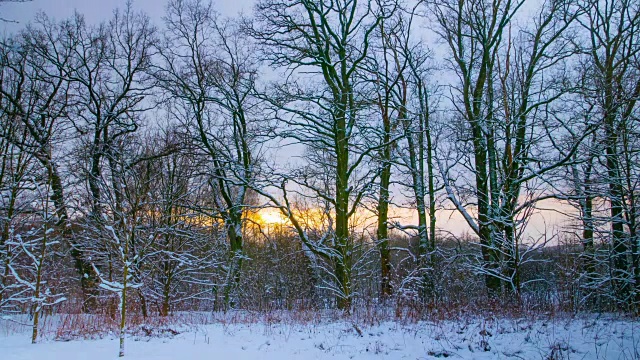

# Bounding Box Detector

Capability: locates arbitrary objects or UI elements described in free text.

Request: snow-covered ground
[1,314,638,359]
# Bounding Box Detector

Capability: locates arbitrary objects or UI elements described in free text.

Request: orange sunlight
[258,209,289,225]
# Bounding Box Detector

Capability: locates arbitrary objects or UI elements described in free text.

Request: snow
[1,314,638,359]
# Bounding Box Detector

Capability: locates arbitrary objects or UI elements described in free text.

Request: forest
[0,0,639,356]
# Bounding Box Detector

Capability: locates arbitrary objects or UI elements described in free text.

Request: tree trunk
[473,133,501,297]
[44,157,98,312]
[335,106,352,311]
[223,213,244,310]
[376,124,393,298]
[31,222,48,344]
[119,267,128,357]
[139,290,148,319]
[605,114,630,302]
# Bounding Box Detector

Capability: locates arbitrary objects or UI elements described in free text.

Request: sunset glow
[258,209,289,226]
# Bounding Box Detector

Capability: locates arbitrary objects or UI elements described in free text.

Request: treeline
[0,0,639,346]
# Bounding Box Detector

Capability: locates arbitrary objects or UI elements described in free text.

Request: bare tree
[428,0,584,298]
[362,8,406,299]
[0,18,101,311]
[83,131,152,357]
[577,0,640,306]
[382,11,441,300]
[142,129,220,316]
[361,6,440,299]
[0,108,33,311]
[4,180,66,343]
[61,6,156,312]
[248,0,394,310]
[156,0,263,309]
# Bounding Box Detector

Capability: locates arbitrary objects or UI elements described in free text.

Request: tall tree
[363,7,439,298]
[60,6,156,313]
[578,0,640,305]
[156,0,262,309]
[0,18,100,311]
[249,0,393,310]
[429,0,583,298]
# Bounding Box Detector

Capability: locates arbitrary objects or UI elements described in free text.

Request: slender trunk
[467,45,500,297]
[0,185,17,306]
[31,306,40,344]
[377,165,392,298]
[376,115,393,298]
[604,114,629,301]
[162,283,170,317]
[571,139,597,306]
[473,133,501,296]
[161,262,172,316]
[620,127,640,307]
[582,152,596,284]
[583,190,596,305]
[223,217,243,309]
[31,222,48,344]
[583,193,595,263]
[503,212,519,298]
[119,265,128,358]
[417,81,435,299]
[335,104,352,311]
[626,188,639,308]
[139,290,148,319]
[486,71,510,298]
[425,116,436,254]
[46,160,98,312]
[630,218,639,308]
[423,84,437,299]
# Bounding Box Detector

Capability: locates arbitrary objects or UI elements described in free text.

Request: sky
[0,0,255,34]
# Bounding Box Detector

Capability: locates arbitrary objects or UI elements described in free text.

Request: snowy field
[1,313,639,359]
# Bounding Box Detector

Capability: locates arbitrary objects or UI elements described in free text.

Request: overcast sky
[0,0,255,34]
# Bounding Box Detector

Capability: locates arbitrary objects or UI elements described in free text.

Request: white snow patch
[0,315,638,359]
